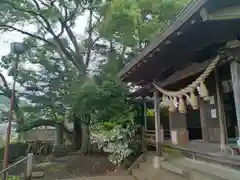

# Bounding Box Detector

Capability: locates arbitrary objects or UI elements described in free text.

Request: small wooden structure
[119,0,240,163]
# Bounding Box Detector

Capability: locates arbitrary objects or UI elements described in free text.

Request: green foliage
[0,0,104,125]
[0,0,191,159]
[99,0,189,47]
[1,36,84,123]
[91,110,140,164]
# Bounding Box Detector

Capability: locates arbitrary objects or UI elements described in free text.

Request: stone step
[153,169,188,180]
[139,161,151,170]
[160,161,189,177]
[132,169,148,180]
[136,154,240,180]
[172,158,240,180]
[139,162,157,174]
[145,155,155,164]
[127,154,145,174]
[132,167,187,180]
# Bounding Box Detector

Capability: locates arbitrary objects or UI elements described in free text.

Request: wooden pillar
[215,69,228,152]
[230,60,240,137]
[169,111,189,145]
[153,91,162,157]
[203,95,221,142]
[141,126,146,154]
[143,100,148,131]
[199,99,210,142]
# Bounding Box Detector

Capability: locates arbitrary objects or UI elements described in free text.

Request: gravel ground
[7,154,118,180]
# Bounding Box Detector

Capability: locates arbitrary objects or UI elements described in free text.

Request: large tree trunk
[81,115,91,155]
[81,123,90,155]
[73,120,82,150]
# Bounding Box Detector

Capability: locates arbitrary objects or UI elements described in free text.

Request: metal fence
[0,153,33,180]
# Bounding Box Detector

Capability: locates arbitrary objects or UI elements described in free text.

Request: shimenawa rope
[153,55,221,97]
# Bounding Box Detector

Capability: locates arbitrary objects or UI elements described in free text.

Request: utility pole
[2,42,25,180]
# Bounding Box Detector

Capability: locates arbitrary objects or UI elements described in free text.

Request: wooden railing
[144,130,171,146]
[0,153,33,180]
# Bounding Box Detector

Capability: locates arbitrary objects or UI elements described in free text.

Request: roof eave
[118,0,208,81]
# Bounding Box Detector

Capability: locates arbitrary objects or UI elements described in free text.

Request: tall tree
[0,0,105,72]
[0,0,190,153]
[0,0,108,150]
[1,36,87,147]
[2,37,79,118]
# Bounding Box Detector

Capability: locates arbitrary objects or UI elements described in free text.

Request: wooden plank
[214,69,228,152]
[230,60,240,137]
[200,6,240,21]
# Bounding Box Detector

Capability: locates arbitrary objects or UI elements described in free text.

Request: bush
[91,123,140,164]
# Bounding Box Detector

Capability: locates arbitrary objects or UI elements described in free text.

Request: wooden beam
[200,6,240,22]
[153,91,163,157]
[230,60,240,137]
[214,69,228,153]
[143,100,148,131]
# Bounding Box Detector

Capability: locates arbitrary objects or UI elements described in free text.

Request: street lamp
[2,42,26,180]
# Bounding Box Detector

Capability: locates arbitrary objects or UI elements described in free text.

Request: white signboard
[209,96,215,105]
[211,109,217,118]
[171,131,178,144]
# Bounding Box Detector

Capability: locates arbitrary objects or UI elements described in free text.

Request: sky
[0,13,89,86]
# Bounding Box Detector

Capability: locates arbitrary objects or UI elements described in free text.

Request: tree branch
[92,36,100,46]
[1,0,84,73]
[43,0,85,72]
[85,6,94,69]
[0,24,54,45]
[0,72,10,90]
[61,21,85,72]
[32,0,41,10]
[2,0,67,51]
